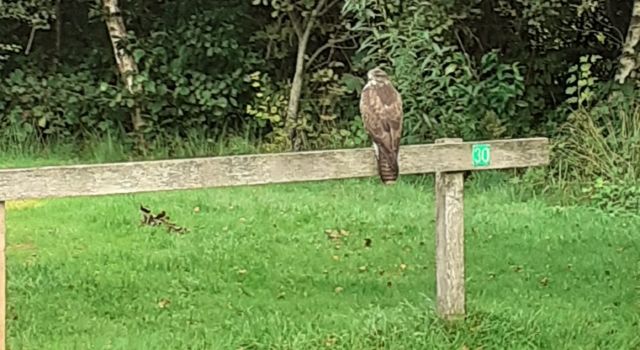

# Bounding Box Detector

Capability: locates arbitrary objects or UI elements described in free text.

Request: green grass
[0,131,262,169]
[4,172,640,349]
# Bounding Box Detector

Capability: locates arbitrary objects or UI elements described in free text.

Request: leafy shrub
[563,54,604,109]
[125,11,266,139]
[0,0,631,158]
[0,10,266,145]
[298,68,367,149]
[0,68,128,142]
[555,94,640,183]
[553,89,640,214]
[343,0,529,143]
[244,67,367,152]
[244,70,289,151]
[581,178,640,215]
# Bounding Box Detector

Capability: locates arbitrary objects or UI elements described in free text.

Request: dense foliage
[1,0,639,209]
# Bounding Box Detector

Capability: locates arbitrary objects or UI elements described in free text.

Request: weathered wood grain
[0,138,549,201]
[435,139,465,320]
[0,201,5,346]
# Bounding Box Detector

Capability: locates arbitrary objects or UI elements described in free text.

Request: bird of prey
[359,67,404,185]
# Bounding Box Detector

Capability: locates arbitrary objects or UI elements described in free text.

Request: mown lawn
[4,175,640,349]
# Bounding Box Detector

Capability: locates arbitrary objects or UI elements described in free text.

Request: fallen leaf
[157,298,170,309]
[539,276,549,287]
[324,336,337,347]
[358,265,368,273]
[325,229,339,240]
[325,228,350,241]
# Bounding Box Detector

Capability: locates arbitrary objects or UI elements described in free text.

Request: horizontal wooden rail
[0,138,548,201]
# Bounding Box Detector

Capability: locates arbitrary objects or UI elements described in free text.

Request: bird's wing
[359,83,403,153]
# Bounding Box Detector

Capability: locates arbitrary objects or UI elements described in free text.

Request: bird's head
[367,67,389,83]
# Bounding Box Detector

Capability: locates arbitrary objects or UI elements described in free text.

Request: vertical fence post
[434,138,465,321]
[0,200,5,347]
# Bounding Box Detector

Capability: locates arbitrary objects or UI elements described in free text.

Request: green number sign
[472,144,491,167]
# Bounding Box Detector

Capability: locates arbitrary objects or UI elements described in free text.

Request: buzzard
[359,67,404,185]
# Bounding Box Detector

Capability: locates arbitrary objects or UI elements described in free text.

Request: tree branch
[25,26,37,55]
[307,35,354,67]
[319,0,339,17]
[301,0,327,45]
[309,42,358,73]
[55,0,62,64]
[288,11,303,40]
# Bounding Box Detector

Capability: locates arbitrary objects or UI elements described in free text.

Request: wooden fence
[0,137,549,347]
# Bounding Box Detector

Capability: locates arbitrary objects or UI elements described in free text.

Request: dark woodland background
[2,0,640,210]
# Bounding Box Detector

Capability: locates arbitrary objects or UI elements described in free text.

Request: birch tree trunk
[102,0,143,132]
[615,0,640,84]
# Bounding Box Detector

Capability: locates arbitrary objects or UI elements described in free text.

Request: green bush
[553,89,640,214]
[0,68,127,142]
[0,11,266,145]
[555,93,640,183]
[0,0,631,162]
[581,178,640,215]
[343,0,529,144]
[120,11,267,139]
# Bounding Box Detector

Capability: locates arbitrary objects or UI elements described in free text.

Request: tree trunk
[286,33,311,151]
[54,0,62,65]
[284,0,326,151]
[615,0,640,84]
[102,0,144,133]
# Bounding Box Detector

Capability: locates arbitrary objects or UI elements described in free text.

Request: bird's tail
[376,144,399,185]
